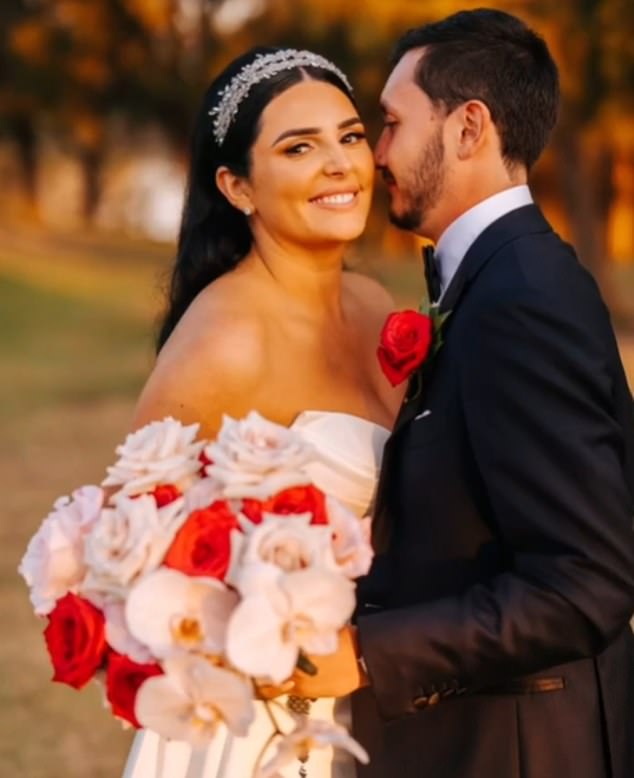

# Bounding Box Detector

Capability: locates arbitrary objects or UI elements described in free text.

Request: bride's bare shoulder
[132,275,267,435]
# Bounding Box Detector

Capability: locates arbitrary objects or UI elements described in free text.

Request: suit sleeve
[357,285,634,720]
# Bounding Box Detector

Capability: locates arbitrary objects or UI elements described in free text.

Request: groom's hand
[291,625,369,699]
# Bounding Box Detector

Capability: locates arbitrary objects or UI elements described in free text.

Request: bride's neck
[245,233,348,318]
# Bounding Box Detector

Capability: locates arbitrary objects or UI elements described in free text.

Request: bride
[122,47,403,778]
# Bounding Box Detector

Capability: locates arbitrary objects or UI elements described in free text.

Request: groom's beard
[386,128,446,232]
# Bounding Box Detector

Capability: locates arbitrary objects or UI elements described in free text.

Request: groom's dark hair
[393,8,559,170]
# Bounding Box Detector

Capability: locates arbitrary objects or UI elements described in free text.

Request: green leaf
[296,651,318,676]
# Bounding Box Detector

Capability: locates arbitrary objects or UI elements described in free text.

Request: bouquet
[19,412,372,775]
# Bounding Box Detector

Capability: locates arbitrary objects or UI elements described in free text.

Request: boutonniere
[377,295,451,391]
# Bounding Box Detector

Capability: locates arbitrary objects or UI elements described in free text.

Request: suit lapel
[372,205,553,552]
[438,204,551,314]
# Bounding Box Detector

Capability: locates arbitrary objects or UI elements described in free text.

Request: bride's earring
[243,206,253,216]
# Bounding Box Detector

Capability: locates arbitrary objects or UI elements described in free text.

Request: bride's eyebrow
[271,116,363,146]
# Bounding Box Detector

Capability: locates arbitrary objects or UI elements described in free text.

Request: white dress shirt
[435,185,534,301]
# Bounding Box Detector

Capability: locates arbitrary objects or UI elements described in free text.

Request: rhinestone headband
[209,49,353,146]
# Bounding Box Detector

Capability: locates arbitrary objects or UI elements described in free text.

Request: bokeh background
[1,1,632,776]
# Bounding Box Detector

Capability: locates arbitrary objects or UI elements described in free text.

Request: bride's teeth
[314,193,356,205]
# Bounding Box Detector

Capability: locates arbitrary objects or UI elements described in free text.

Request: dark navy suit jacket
[354,205,634,778]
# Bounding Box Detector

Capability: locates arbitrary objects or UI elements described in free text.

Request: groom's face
[375,49,448,235]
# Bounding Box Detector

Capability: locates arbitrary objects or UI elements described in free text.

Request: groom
[293,8,634,777]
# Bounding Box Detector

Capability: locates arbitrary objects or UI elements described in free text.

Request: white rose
[102,417,205,497]
[183,476,223,513]
[135,655,254,746]
[326,497,374,579]
[81,494,187,602]
[19,485,103,615]
[225,562,355,683]
[227,514,336,587]
[204,412,315,500]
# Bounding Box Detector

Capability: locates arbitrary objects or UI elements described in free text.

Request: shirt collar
[435,185,533,299]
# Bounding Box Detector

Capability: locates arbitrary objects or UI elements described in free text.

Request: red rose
[44,593,108,689]
[265,485,328,525]
[198,449,213,475]
[377,310,433,386]
[241,485,328,526]
[240,498,263,524]
[151,484,182,507]
[164,500,240,580]
[105,652,163,728]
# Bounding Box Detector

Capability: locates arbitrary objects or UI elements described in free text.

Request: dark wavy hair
[393,9,559,171]
[157,47,355,351]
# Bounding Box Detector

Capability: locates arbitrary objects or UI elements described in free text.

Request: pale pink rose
[256,719,369,778]
[125,568,238,659]
[183,476,223,513]
[81,494,187,602]
[135,655,254,746]
[326,497,374,579]
[225,563,355,683]
[226,514,335,586]
[102,417,204,497]
[204,412,315,500]
[19,485,103,615]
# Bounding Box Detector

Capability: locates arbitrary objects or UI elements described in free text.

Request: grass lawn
[1,225,632,777]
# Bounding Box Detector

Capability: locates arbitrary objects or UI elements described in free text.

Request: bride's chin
[310,219,369,244]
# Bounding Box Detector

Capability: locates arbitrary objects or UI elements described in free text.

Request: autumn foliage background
[0,1,632,776]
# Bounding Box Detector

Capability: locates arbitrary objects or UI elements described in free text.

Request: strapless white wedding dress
[122,411,389,778]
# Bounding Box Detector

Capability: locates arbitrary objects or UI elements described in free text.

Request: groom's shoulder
[483,226,601,309]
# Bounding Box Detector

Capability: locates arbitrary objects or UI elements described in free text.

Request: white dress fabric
[122,411,390,778]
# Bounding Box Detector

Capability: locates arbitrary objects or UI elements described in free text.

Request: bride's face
[246,79,374,247]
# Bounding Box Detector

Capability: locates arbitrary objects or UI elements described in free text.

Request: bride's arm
[132,301,266,440]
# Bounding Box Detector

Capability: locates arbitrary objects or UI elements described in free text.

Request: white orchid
[256,719,369,778]
[103,601,154,664]
[226,563,355,683]
[102,417,204,496]
[135,655,254,747]
[125,568,238,659]
[81,494,187,602]
[19,485,103,615]
[326,496,374,579]
[204,412,315,500]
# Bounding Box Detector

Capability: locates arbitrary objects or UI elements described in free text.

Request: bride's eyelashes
[283,129,368,157]
[342,130,367,144]
[284,142,312,156]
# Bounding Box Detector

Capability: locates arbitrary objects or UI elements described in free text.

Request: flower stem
[252,731,281,778]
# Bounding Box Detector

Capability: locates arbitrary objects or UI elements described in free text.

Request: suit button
[413,695,429,709]
[428,692,440,706]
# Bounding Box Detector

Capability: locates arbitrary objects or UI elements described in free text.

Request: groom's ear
[454,100,492,160]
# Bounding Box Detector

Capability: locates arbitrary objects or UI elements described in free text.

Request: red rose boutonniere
[377,299,451,389]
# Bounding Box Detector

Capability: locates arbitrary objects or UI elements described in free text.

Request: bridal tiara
[208,48,354,146]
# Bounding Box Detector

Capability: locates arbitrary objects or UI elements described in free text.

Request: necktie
[423,244,441,303]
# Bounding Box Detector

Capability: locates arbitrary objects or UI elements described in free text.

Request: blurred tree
[533,0,634,291]
[0,0,227,220]
[0,0,52,211]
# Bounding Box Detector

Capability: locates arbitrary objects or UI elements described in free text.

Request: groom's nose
[374,128,389,167]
